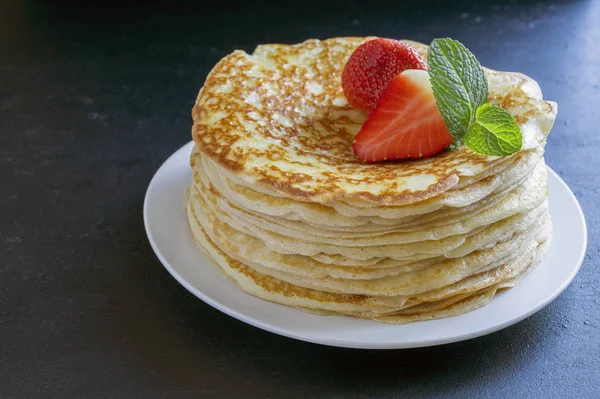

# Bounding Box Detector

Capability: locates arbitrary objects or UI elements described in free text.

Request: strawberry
[342,38,427,113]
[352,69,453,162]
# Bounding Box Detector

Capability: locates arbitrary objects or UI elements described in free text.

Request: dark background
[1,0,599,397]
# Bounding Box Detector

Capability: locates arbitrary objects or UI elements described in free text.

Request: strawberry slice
[352,69,453,162]
[342,38,427,113]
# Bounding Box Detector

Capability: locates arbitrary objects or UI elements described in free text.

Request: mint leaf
[464,104,522,156]
[427,38,488,145]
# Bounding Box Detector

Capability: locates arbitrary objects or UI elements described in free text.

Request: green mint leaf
[427,38,488,144]
[464,104,522,156]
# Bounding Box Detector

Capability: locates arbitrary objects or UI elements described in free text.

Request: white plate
[144,141,587,349]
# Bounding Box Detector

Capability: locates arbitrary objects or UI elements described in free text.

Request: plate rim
[144,141,588,349]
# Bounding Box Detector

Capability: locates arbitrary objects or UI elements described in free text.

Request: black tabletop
[1,0,599,397]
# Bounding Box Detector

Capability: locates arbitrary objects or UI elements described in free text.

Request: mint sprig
[464,104,522,155]
[428,38,488,145]
[427,38,522,156]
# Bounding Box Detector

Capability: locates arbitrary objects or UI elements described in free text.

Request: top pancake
[192,37,557,206]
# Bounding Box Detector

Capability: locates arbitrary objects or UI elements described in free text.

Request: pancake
[192,186,549,296]
[186,192,552,318]
[192,38,556,206]
[194,159,547,249]
[194,145,544,224]
[184,37,556,323]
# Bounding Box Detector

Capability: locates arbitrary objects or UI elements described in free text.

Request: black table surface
[1,0,599,397]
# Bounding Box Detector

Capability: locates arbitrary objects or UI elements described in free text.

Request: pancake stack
[186,38,557,323]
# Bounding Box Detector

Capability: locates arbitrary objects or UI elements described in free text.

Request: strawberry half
[342,38,427,113]
[352,69,453,162]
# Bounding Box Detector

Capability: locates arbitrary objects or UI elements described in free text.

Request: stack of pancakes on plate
[186,38,557,323]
